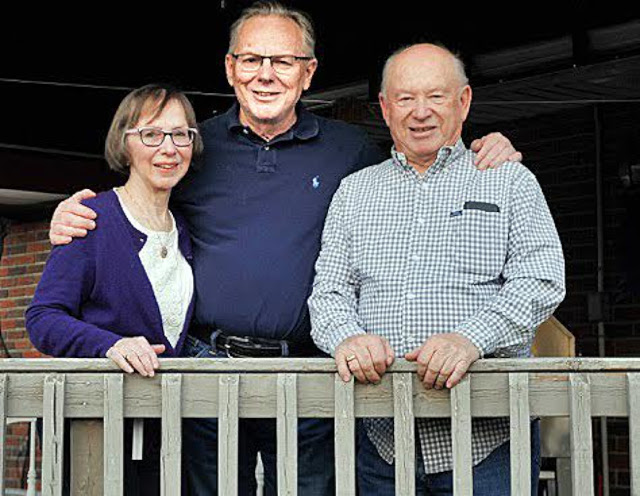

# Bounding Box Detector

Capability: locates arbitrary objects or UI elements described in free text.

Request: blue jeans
[357,419,541,496]
[182,336,335,495]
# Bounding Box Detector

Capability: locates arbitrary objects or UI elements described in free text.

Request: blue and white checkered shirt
[309,139,565,474]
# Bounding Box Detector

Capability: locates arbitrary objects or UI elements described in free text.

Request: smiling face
[225,15,318,135]
[126,99,192,193]
[379,44,472,170]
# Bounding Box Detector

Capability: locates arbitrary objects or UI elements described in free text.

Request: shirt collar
[391,138,467,175]
[224,102,319,142]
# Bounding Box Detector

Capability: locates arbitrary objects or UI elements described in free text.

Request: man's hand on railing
[335,334,395,384]
[405,333,480,390]
[49,189,98,245]
[106,337,166,377]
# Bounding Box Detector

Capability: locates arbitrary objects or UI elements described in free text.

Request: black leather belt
[189,326,317,358]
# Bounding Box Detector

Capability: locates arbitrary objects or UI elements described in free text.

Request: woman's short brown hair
[105,84,203,174]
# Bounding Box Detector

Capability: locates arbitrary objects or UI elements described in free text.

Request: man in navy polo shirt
[48,3,524,494]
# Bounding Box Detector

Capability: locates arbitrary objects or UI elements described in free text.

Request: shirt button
[407,293,416,300]
[417,218,425,225]
[264,146,270,151]
[139,238,144,243]
[411,255,420,262]
[243,128,249,135]
[422,183,429,190]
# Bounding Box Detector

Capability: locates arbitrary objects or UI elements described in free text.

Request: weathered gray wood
[4,357,640,373]
[508,373,531,496]
[393,373,415,496]
[277,373,298,496]
[42,374,65,496]
[569,374,594,496]
[451,377,473,496]
[334,376,356,496]
[71,421,103,496]
[4,371,640,419]
[161,374,182,496]
[628,374,640,495]
[0,374,7,496]
[104,375,124,496]
[219,374,240,496]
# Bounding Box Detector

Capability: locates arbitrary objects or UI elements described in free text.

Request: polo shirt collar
[224,102,319,141]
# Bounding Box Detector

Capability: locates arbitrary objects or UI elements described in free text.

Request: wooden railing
[1,357,639,495]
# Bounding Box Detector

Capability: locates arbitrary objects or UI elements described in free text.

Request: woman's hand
[106,337,166,377]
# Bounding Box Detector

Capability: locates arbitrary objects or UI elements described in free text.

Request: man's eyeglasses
[125,127,198,147]
[231,53,313,75]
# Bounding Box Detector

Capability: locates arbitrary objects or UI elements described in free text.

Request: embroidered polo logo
[312,176,321,189]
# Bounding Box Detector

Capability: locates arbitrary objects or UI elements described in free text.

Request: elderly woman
[26,83,202,494]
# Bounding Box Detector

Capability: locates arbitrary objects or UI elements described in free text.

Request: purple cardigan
[26,190,194,358]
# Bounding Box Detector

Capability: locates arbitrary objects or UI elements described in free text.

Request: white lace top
[114,189,193,348]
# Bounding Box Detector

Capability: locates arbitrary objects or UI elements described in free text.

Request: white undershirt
[114,189,193,348]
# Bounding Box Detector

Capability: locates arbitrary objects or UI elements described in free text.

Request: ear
[460,85,472,122]
[379,91,391,128]
[302,58,318,91]
[225,54,236,87]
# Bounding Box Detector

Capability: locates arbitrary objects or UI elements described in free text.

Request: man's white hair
[380,43,469,96]
[228,1,316,58]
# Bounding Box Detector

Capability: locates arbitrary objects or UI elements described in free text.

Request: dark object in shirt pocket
[463,201,500,213]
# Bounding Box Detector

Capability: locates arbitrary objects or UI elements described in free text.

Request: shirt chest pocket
[449,209,508,282]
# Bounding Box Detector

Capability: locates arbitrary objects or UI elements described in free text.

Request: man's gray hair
[380,43,469,96]
[228,1,316,58]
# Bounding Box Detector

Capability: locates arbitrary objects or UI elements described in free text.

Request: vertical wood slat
[219,374,240,496]
[104,375,124,496]
[334,376,356,496]
[508,373,531,496]
[628,374,640,495]
[42,374,65,496]
[0,374,7,496]
[569,374,594,496]
[161,374,182,496]
[393,373,415,496]
[451,376,473,496]
[277,373,298,496]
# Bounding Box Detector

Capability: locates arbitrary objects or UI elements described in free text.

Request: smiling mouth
[154,163,179,170]
[409,125,437,134]
[252,90,280,99]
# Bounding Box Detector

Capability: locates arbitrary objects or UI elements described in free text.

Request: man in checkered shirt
[308,43,565,495]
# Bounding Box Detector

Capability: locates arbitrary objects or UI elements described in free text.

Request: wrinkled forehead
[235,15,305,54]
[388,52,461,94]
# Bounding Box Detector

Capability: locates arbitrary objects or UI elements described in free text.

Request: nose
[159,134,177,154]
[412,99,433,119]
[256,57,276,81]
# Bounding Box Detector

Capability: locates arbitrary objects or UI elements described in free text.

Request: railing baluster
[277,373,298,496]
[27,419,37,496]
[161,374,182,496]
[334,376,355,496]
[42,374,65,496]
[104,375,124,496]
[509,372,531,496]
[628,374,640,496]
[451,376,472,496]
[0,374,6,496]
[393,373,415,496]
[569,373,594,496]
[219,374,240,496]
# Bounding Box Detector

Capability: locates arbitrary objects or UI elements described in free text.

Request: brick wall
[0,221,49,490]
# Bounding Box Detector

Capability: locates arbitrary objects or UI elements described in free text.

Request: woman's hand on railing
[334,334,395,384]
[106,337,166,377]
[405,333,480,390]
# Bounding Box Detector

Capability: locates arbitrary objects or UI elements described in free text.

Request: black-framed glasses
[231,53,314,75]
[125,127,198,147]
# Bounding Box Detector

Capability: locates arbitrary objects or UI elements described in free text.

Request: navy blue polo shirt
[173,103,384,343]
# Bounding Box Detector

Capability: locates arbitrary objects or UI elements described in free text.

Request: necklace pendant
[160,246,168,258]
